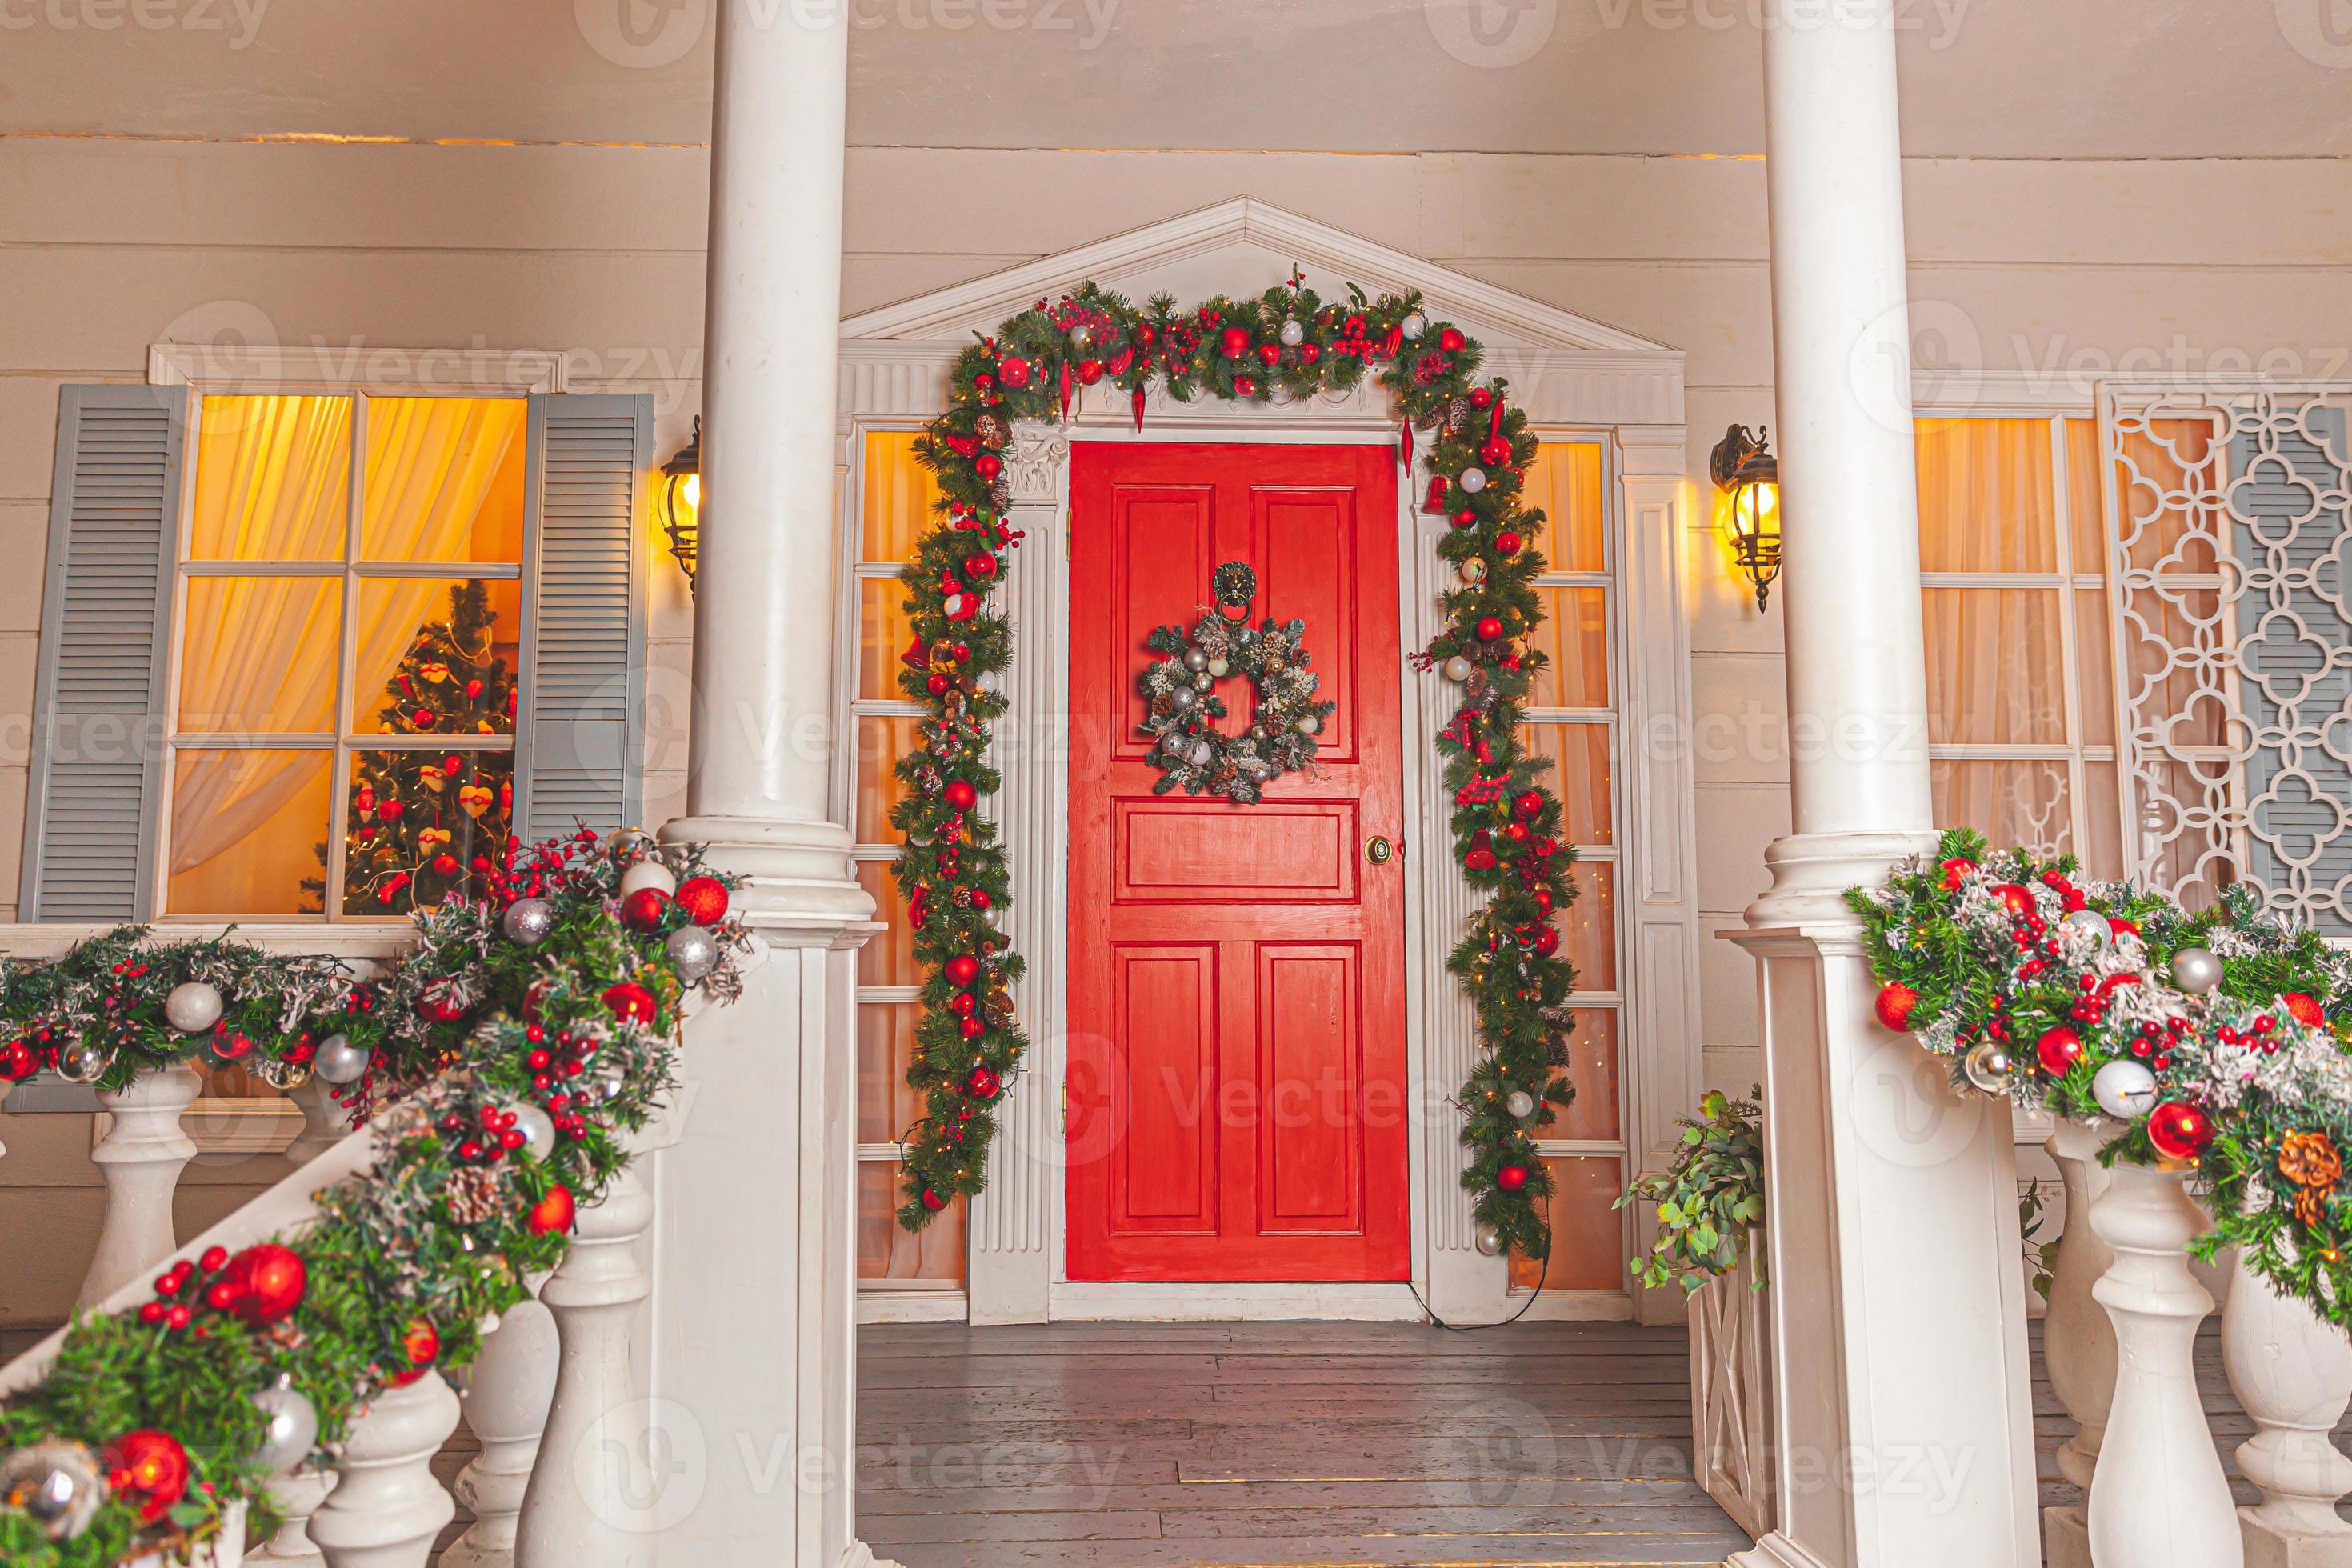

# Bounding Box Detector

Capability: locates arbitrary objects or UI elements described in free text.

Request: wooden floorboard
[856,1319,1747,1567]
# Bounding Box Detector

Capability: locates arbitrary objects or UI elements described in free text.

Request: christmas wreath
[1852,828,2352,1331]
[1138,561,1337,804]
[895,273,1582,1261]
[0,829,750,1565]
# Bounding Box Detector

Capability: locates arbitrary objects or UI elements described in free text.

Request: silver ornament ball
[1295,715,1321,735]
[1505,1090,1537,1119]
[2170,945,2223,995]
[51,1039,105,1086]
[1962,1038,2015,1094]
[606,826,653,858]
[1472,1223,1504,1257]
[2061,909,2113,947]
[1458,466,1487,494]
[1207,656,1230,678]
[1182,647,1210,673]
[164,980,225,1034]
[0,1439,106,1541]
[2092,1058,2160,1121]
[249,1382,319,1476]
[312,1033,372,1086]
[666,923,720,982]
[501,897,556,946]
[1278,319,1306,346]
[1401,312,1428,341]
[1170,686,1197,710]
[1443,656,1475,683]
[1459,557,1488,585]
[253,1055,311,1092]
[1187,740,1214,768]
[1068,322,1091,350]
[618,859,678,899]
[509,1101,557,1160]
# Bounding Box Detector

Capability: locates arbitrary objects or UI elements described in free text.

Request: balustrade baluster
[444,1298,559,1568]
[308,1371,461,1568]
[80,1062,203,1306]
[2222,1250,2352,1565]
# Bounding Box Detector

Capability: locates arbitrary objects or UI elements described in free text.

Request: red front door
[1066,442,1409,1283]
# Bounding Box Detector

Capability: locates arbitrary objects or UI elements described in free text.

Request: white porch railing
[1688,1230,1774,1540]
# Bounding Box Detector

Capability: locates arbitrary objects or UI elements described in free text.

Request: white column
[1730,4,2039,1564]
[2086,1162,2242,1567]
[308,1371,462,1568]
[285,1076,354,1166]
[653,1,877,1563]
[444,1298,558,1568]
[2039,1118,2118,1568]
[79,1061,203,1306]
[2222,1251,2352,1565]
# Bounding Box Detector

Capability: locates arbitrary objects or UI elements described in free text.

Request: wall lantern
[1710,423,1781,612]
[660,417,702,587]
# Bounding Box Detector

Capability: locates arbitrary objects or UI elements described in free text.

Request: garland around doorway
[894,274,1584,1260]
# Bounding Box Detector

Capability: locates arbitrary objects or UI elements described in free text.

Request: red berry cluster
[136,1242,307,1334]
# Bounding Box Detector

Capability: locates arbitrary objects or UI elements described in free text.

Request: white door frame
[832,199,1699,1326]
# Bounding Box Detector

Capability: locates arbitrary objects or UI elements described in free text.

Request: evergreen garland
[1852,829,2352,1330]
[893,274,1582,1258]
[0,830,750,1564]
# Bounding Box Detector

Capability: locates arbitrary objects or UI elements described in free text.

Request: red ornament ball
[417,984,468,1024]
[1493,530,1522,555]
[921,1187,946,1212]
[602,981,658,1025]
[972,452,1002,481]
[943,778,978,812]
[1474,615,1506,642]
[958,1016,986,1040]
[1994,882,2038,918]
[530,1185,577,1236]
[622,887,671,931]
[404,1318,441,1366]
[1,1040,39,1081]
[1938,856,1979,890]
[2036,1026,2084,1078]
[674,875,730,926]
[1232,375,1258,398]
[966,1065,1001,1100]
[1438,326,1468,352]
[1452,509,1478,529]
[1256,342,1282,366]
[1219,325,1252,359]
[1874,982,1918,1032]
[971,889,993,910]
[949,991,976,1017]
[943,954,982,988]
[1496,1163,1530,1192]
[2285,991,2326,1029]
[225,1242,307,1326]
[2146,1101,2214,1162]
[1532,926,1561,958]
[1479,437,1513,466]
[997,356,1031,389]
[103,1429,190,1523]
[963,551,999,582]
[1513,790,1544,819]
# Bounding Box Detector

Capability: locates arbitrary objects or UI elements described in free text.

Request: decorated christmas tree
[309,581,517,915]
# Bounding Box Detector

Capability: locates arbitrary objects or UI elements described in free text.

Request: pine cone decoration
[445,1164,505,1227]
[1446,394,1475,439]
[974,412,1011,450]
[2281,1130,2344,1190]
[2296,1183,2334,1230]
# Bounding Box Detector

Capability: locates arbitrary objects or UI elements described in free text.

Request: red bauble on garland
[921,1187,946,1211]
[997,356,1031,389]
[225,1242,307,1326]
[1496,1163,1530,1192]
[621,887,670,931]
[1993,882,2038,918]
[942,779,978,812]
[2036,1026,2084,1077]
[103,1428,190,1522]
[1873,982,1918,1032]
[674,874,730,926]
[1532,926,1561,958]
[2286,991,2326,1029]
[2146,1101,2214,1161]
[1218,325,1251,359]
[416,983,468,1024]
[530,1184,577,1235]
[943,954,981,988]
[1474,616,1506,642]
[966,1065,1001,1100]
[1938,856,1978,890]
[602,982,658,1025]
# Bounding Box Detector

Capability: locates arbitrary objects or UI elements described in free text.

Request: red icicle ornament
[1131,385,1146,432]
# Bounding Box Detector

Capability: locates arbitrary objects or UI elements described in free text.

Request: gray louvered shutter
[20,386,186,921]
[516,393,650,842]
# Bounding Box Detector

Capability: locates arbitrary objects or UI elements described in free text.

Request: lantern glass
[1709,423,1782,612]
[660,422,701,586]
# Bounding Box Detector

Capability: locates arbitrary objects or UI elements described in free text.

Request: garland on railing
[893,274,1582,1257]
[1853,828,2352,1329]
[0,830,749,1566]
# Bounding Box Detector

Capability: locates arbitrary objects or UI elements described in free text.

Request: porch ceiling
[4,0,2345,159]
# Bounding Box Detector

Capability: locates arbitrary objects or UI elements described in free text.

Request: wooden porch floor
[854,1318,1754,1567]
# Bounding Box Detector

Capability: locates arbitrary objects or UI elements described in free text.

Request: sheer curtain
[171,397,524,878]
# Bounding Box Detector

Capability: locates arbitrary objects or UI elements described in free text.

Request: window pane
[1509,1155,1626,1291]
[1520,722,1612,845]
[860,579,917,702]
[166,749,331,915]
[1921,588,2066,744]
[190,395,350,562]
[862,431,943,563]
[1553,859,1617,991]
[1932,759,2074,859]
[854,717,918,845]
[1914,417,2056,573]
[178,578,342,734]
[2076,590,2117,750]
[858,1160,966,1282]
[2066,418,2106,574]
[343,750,514,915]
[857,862,918,987]
[359,398,527,564]
[2084,762,2125,882]
[1549,1005,1620,1142]
[351,579,520,735]
[858,1004,926,1146]
[1527,586,1609,708]
[1522,442,1605,573]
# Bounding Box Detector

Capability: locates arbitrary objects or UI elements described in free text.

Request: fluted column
[650,5,875,1563]
[309,1371,462,1568]
[2222,1250,2352,1564]
[2087,1161,2242,1568]
[1727,4,2038,1563]
[444,1298,558,1568]
[79,1060,203,1306]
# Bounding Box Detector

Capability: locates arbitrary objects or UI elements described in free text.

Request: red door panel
[1067,442,1408,1283]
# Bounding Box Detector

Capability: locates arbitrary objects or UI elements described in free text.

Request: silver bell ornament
[312,1033,372,1086]
[0,1439,106,1541]
[619,858,678,899]
[2170,945,2223,995]
[1401,312,1428,341]
[52,1039,106,1086]
[1458,466,1487,494]
[1443,656,1475,683]
[1505,1090,1537,1119]
[1472,1223,1504,1257]
[502,897,556,946]
[2060,909,2113,947]
[509,1101,558,1161]
[1278,318,1306,346]
[249,1379,319,1476]
[164,980,224,1034]
[2092,1058,2159,1120]
[666,923,720,982]
[1962,1038,2015,1094]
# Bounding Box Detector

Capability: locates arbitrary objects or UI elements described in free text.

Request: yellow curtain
[172,397,525,879]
